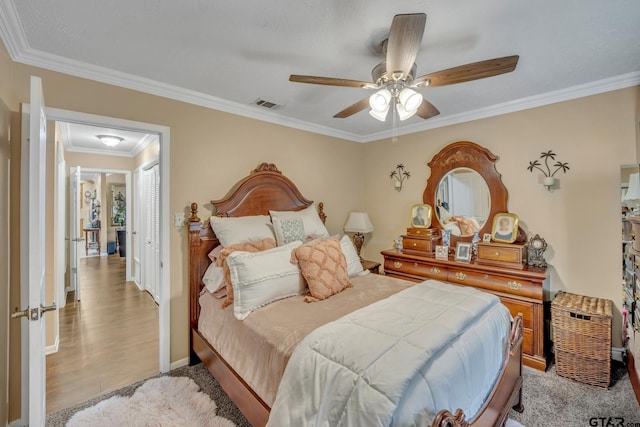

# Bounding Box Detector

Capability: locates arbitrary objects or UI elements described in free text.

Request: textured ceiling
[2,1,639,142]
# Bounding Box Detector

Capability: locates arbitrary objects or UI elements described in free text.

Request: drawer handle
[495,251,500,256]
[483,274,489,280]
[508,281,522,290]
[413,242,417,247]
[455,272,466,280]
[430,267,440,274]
[393,261,403,268]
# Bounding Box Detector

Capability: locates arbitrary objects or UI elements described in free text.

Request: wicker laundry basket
[551,292,612,389]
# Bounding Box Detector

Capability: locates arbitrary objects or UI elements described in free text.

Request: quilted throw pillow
[291,237,352,303]
[216,238,277,308]
[272,217,305,246]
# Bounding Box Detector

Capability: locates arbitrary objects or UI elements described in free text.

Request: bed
[188,162,524,427]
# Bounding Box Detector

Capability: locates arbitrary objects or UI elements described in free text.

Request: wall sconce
[389,164,410,191]
[344,212,374,261]
[527,150,570,191]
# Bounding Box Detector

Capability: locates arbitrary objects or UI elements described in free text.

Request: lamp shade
[623,173,640,208]
[344,212,374,233]
[398,88,422,112]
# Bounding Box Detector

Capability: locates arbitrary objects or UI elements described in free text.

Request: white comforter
[267,280,511,427]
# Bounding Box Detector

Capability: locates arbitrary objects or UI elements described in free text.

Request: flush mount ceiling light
[97,134,124,147]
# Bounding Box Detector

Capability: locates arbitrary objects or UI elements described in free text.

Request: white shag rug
[66,376,236,427]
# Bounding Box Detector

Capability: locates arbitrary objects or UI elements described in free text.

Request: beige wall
[2,32,639,421]
[134,138,159,169]
[3,40,365,421]
[362,87,639,349]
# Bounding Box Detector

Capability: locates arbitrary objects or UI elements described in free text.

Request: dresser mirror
[423,141,508,247]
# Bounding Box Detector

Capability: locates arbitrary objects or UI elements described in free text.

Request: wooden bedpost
[188,202,202,365]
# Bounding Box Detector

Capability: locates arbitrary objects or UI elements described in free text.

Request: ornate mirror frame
[423,141,508,247]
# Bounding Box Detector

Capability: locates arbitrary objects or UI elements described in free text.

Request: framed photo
[455,242,472,262]
[435,245,448,261]
[110,184,126,226]
[410,204,432,229]
[491,212,519,243]
[482,233,492,243]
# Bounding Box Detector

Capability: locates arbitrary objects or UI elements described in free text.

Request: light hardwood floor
[46,255,159,413]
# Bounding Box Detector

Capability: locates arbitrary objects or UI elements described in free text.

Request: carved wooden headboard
[187,163,325,332]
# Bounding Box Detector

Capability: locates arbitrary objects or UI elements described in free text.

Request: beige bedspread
[198,273,414,406]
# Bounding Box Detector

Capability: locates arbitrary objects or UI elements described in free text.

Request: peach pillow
[291,237,352,303]
[216,238,276,308]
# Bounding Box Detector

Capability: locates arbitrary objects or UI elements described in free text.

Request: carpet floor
[47,361,639,427]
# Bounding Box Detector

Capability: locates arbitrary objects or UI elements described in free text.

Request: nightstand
[361,260,381,274]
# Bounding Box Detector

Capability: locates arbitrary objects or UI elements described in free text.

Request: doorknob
[11,307,29,319]
[41,301,57,314]
[132,231,137,235]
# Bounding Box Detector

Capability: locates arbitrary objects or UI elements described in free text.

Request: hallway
[45,255,159,413]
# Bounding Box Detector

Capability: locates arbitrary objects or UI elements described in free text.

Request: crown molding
[63,145,135,158]
[131,134,156,157]
[2,1,638,144]
[364,70,640,143]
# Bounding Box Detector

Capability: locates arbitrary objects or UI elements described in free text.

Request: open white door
[69,166,82,301]
[16,76,54,426]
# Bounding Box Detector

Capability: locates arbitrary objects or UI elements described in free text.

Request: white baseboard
[612,346,625,362]
[9,418,25,426]
[45,335,60,355]
[170,358,189,371]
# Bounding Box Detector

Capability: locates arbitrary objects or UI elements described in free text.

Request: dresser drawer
[500,297,534,329]
[477,242,526,269]
[406,227,438,237]
[402,235,440,255]
[384,258,448,281]
[447,268,541,299]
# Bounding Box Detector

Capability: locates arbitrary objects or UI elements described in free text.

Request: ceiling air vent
[253,98,281,110]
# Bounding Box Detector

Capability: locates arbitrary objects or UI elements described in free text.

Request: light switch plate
[175,212,185,227]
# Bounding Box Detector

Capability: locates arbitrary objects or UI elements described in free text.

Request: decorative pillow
[272,217,305,246]
[339,235,364,277]
[210,215,275,247]
[202,263,225,293]
[208,245,223,262]
[226,241,305,320]
[216,238,277,308]
[269,204,329,240]
[291,237,352,303]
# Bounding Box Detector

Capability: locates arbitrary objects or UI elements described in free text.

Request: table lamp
[344,212,374,261]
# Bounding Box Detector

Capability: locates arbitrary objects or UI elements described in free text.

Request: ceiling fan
[289,13,519,122]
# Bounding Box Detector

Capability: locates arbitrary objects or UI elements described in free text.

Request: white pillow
[202,263,225,293]
[272,217,305,246]
[340,235,364,277]
[210,215,275,247]
[270,204,329,240]
[226,241,306,320]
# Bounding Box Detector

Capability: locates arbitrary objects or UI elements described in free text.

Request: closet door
[142,165,160,303]
[133,168,141,286]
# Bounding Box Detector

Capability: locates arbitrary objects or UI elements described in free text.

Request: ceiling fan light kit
[289,13,519,123]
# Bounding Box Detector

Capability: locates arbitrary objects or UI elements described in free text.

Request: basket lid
[552,292,612,317]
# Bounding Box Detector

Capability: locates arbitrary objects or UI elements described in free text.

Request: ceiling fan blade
[289,75,375,88]
[386,13,426,80]
[413,55,519,87]
[415,99,440,120]
[333,98,370,118]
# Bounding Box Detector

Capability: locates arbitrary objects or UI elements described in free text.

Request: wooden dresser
[381,248,549,370]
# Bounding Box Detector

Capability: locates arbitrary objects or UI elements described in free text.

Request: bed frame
[188,162,524,427]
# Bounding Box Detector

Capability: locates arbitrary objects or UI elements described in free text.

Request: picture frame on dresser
[435,245,448,261]
[491,212,519,243]
[455,242,472,262]
[410,204,432,228]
